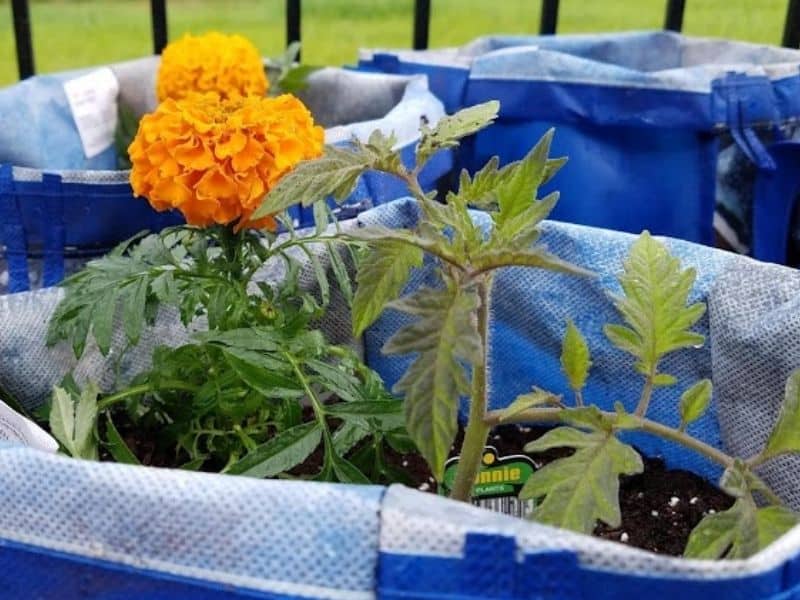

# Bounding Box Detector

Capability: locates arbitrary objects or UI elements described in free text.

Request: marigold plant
[156,32,268,101]
[128,92,324,229]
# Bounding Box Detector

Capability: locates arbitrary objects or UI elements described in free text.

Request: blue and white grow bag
[2,198,800,598]
[359,31,800,262]
[0,60,450,293]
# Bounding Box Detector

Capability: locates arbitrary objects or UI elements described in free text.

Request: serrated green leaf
[679,379,713,430]
[332,421,370,456]
[325,400,404,430]
[520,431,643,533]
[327,242,353,305]
[561,320,591,393]
[227,422,321,477]
[613,401,642,430]
[523,426,606,453]
[500,388,558,423]
[352,241,424,337]
[470,247,591,277]
[684,499,753,559]
[382,286,481,480]
[604,231,706,395]
[253,146,373,218]
[344,225,460,268]
[195,328,283,352]
[223,349,304,398]
[761,370,800,462]
[561,405,611,432]
[49,384,98,460]
[49,388,75,456]
[416,101,500,165]
[123,276,149,346]
[104,414,140,465]
[91,288,118,356]
[652,373,677,387]
[331,453,371,484]
[756,506,800,549]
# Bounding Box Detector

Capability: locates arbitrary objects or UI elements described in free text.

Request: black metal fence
[9,0,800,81]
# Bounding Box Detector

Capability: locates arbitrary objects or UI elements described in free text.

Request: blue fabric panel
[0,538,299,599]
[468,119,717,244]
[466,79,715,130]
[0,165,31,292]
[9,177,182,251]
[377,550,788,600]
[41,173,66,287]
[753,141,800,263]
[358,56,468,115]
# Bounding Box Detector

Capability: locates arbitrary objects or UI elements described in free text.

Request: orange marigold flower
[156,32,268,102]
[128,92,324,229]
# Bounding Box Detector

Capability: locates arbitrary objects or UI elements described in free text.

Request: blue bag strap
[42,173,65,287]
[752,140,800,263]
[464,533,581,600]
[0,164,30,293]
[713,73,778,171]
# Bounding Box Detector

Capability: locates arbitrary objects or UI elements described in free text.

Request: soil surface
[104,414,732,557]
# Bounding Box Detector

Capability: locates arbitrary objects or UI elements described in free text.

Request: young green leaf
[499,388,559,422]
[679,379,713,430]
[104,414,140,465]
[760,369,800,462]
[330,453,371,484]
[684,498,799,559]
[603,231,706,386]
[49,384,99,460]
[226,422,322,477]
[325,400,405,430]
[561,320,591,393]
[520,429,643,533]
[470,247,591,277]
[352,241,424,336]
[416,101,500,165]
[382,286,482,481]
[253,145,374,218]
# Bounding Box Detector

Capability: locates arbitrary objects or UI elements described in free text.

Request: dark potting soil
[104,413,732,557]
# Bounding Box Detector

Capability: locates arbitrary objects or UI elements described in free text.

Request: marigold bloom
[156,32,268,101]
[128,92,324,229]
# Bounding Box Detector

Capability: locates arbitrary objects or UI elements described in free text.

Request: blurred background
[0,0,789,86]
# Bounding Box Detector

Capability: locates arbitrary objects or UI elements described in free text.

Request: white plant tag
[63,67,120,159]
[0,398,59,453]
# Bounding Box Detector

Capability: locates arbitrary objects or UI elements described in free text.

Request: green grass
[0,0,790,86]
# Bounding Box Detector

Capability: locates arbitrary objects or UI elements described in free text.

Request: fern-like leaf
[382,286,482,480]
[603,231,706,380]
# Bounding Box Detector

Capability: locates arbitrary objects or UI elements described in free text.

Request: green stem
[451,277,493,502]
[635,372,655,417]
[97,381,197,411]
[485,406,735,470]
[284,351,334,459]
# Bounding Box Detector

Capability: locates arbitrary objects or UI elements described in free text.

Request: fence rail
[9,0,800,81]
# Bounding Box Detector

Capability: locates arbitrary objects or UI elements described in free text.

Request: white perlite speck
[668,496,680,507]
[620,532,629,543]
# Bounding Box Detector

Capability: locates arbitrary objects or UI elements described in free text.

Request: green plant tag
[439,446,536,517]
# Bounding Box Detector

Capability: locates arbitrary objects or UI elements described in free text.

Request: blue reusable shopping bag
[359,31,800,262]
[3,199,800,599]
[0,61,451,293]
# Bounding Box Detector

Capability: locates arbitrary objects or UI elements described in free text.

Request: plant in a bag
[257,100,800,558]
[45,90,411,482]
